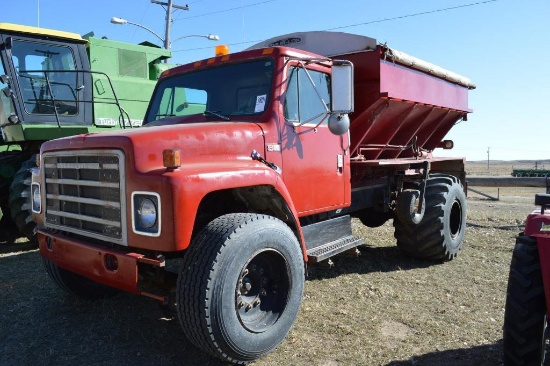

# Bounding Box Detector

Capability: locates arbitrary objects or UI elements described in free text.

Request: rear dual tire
[393,174,466,261]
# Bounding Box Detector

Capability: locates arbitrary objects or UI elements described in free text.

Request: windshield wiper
[203,110,230,121]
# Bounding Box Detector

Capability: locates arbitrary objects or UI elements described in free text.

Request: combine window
[0,59,16,123]
[11,40,78,116]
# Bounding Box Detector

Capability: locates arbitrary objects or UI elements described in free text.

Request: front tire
[43,258,119,299]
[177,213,305,364]
[393,174,466,261]
[503,234,548,365]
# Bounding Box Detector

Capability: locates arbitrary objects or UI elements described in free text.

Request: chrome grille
[42,149,127,245]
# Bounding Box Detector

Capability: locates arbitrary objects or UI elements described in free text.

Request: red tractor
[504,193,550,365]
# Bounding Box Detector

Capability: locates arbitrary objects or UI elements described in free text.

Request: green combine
[0,23,172,243]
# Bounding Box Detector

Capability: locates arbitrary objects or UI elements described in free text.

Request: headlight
[138,198,157,228]
[31,183,41,213]
[132,192,161,236]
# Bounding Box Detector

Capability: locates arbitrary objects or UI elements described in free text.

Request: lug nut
[238,301,244,308]
[246,304,252,311]
[253,299,261,306]
[260,288,267,296]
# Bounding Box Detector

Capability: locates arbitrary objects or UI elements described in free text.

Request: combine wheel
[8,155,37,242]
[393,174,466,261]
[503,235,549,365]
[43,258,119,299]
[177,213,305,364]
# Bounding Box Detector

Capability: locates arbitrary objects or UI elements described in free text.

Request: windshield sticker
[255,95,266,113]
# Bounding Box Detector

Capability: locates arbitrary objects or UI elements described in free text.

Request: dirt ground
[0,184,542,366]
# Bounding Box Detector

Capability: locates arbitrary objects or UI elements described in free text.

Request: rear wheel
[43,258,119,299]
[8,155,37,242]
[503,234,549,365]
[355,208,392,228]
[393,174,466,261]
[177,213,305,364]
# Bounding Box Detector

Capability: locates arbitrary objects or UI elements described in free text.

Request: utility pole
[487,147,491,172]
[151,0,189,50]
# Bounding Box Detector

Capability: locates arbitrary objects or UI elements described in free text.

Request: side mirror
[331,61,354,114]
[328,114,350,135]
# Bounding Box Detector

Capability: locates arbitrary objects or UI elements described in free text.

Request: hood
[42,121,265,173]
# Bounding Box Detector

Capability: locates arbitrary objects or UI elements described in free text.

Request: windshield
[145,58,273,124]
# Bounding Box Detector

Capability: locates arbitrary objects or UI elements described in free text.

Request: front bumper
[38,229,166,301]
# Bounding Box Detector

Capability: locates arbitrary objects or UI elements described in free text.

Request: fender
[162,160,307,259]
[527,211,550,312]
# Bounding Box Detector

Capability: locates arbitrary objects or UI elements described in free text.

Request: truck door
[279,63,350,214]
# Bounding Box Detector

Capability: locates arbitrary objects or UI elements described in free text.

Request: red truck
[32,31,475,363]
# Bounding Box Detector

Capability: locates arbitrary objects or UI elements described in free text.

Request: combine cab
[0,23,172,243]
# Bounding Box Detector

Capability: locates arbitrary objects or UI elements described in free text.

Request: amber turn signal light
[163,149,181,169]
[215,45,229,56]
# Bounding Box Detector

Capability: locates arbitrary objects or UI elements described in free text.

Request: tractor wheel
[8,155,37,242]
[43,258,119,299]
[177,213,305,364]
[503,234,549,365]
[393,174,466,261]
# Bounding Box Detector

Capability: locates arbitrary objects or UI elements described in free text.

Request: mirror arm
[298,61,330,114]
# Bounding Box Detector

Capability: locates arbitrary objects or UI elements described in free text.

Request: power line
[326,0,500,31]
[174,0,500,53]
[172,39,260,53]
[172,0,204,21]
[174,0,276,21]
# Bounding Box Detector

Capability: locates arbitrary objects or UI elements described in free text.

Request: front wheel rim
[449,199,463,240]
[235,249,291,333]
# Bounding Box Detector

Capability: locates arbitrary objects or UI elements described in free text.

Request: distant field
[467,159,550,176]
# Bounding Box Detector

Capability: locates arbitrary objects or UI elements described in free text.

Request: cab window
[284,66,330,125]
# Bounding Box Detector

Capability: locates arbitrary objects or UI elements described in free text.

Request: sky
[3,0,549,162]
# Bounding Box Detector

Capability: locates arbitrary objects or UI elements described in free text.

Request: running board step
[307,235,365,263]
[302,215,364,263]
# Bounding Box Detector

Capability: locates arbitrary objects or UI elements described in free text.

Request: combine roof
[0,23,84,42]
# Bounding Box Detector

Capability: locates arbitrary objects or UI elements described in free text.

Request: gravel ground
[0,187,540,366]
